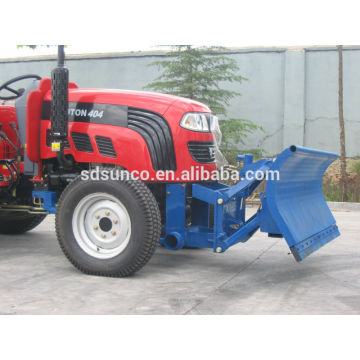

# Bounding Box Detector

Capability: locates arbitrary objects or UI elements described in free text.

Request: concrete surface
[1,46,360,156]
[0,209,359,315]
[328,201,360,212]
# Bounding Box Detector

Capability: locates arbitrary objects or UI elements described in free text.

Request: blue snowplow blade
[260,145,340,261]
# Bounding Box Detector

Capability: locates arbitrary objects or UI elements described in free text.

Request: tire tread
[0,214,46,235]
[56,175,161,277]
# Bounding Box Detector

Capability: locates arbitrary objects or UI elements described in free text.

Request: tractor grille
[127,108,176,171]
[71,132,93,153]
[95,136,116,158]
[188,141,216,164]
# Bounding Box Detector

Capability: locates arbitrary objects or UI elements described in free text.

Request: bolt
[95,214,100,219]
[101,233,106,238]
[113,219,118,224]
[93,225,99,230]
[111,230,116,235]
[105,210,110,216]
[217,198,223,205]
[216,247,222,253]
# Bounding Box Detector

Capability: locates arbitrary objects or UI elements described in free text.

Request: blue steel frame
[161,146,341,261]
[32,190,57,214]
[160,157,273,253]
[32,146,340,262]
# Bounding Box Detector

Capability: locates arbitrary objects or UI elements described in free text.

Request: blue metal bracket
[162,156,272,253]
[237,154,253,167]
[32,191,57,214]
[161,146,341,262]
[160,184,186,249]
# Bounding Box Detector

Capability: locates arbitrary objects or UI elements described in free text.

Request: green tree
[144,45,262,154]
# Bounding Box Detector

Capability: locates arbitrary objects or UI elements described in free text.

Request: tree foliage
[145,45,246,117]
[220,118,262,150]
[145,45,262,151]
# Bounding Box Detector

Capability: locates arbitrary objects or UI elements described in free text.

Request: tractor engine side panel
[39,90,218,181]
[40,120,157,175]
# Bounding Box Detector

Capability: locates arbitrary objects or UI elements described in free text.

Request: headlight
[180,113,218,132]
[209,115,218,132]
[180,113,209,132]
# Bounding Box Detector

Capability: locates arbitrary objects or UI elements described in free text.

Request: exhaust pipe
[50,45,73,168]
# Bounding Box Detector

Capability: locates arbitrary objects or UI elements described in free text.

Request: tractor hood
[44,88,211,116]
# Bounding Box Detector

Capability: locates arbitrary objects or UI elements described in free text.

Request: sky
[0,45,172,59]
[1,0,358,59]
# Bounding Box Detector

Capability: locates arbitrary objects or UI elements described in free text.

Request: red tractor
[0,46,340,277]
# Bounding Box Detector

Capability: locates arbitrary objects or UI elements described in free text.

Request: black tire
[0,213,46,235]
[56,175,161,277]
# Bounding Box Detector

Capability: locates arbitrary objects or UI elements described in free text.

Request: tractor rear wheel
[56,175,161,277]
[0,213,46,235]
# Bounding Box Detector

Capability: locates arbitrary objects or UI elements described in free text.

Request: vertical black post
[57,45,65,67]
[51,45,72,168]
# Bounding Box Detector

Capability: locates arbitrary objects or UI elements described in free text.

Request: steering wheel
[0,74,42,100]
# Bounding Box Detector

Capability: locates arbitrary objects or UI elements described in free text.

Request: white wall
[1,46,359,156]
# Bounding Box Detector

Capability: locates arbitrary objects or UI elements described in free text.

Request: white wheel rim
[72,192,132,259]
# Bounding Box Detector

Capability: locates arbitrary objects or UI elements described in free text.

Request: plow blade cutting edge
[260,145,340,261]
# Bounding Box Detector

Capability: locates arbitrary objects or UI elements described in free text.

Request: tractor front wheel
[56,175,161,277]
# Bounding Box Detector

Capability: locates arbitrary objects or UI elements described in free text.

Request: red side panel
[26,78,52,162]
[40,120,156,175]
[38,78,52,93]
